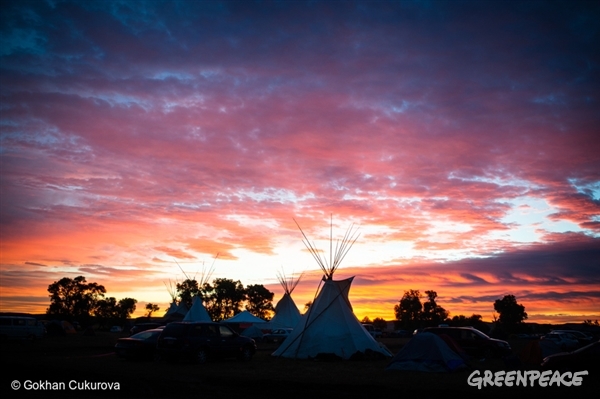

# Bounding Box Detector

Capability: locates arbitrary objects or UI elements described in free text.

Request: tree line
[47,276,528,331]
[46,276,138,329]
[393,289,528,334]
[46,275,275,326]
[172,277,274,321]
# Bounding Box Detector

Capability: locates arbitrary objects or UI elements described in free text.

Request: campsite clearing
[2,332,598,398]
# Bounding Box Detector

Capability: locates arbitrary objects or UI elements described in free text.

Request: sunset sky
[1,0,599,324]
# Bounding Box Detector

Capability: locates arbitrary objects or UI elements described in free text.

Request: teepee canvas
[272,218,391,360]
[164,254,218,322]
[270,270,303,329]
[183,295,212,322]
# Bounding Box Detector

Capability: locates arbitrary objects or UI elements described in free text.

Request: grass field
[2,332,598,398]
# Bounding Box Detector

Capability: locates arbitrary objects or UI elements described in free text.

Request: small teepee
[163,279,187,319]
[182,254,217,322]
[165,254,218,322]
[270,269,303,329]
[183,295,212,322]
[272,217,391,360]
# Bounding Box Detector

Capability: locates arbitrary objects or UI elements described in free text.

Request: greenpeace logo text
[467,370,588,389]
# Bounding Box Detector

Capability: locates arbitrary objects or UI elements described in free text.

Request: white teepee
[272,218,391,360]
[181,254,217,322]
[164,254,218,321]
[183,295,212,322]
[163,279,185,318]
[270,270,303,329]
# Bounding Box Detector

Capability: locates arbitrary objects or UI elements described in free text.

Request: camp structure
[386,332,467,372]
[45,320,77,336]
[241,325,264,341]
[183,295,212,322]
[272,217,392,360]
[163,254,218,322]
[223,310,267,333]
[163,280,188,320]
[224,310,266,326]
[163,301,188,321]
[269,269,303,329]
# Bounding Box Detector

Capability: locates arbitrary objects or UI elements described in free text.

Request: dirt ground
[1,333,598,398]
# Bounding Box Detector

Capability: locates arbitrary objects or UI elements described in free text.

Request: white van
[0,316,45,340]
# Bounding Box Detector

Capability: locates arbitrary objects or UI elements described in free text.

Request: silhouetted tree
[394,289,422,329]
[304,301,312,312]
[117,298,137,319]
[145,303,160,318]
[372,317,388,331]
[451,314,488,332]
[203,278,246,321]
[47,276,106,323]
[421,290,449,326]
[245,284,274,320]
[94,297,137,329]
[176,279,202,308]
[95,297,119,327]
[494,295,527,325]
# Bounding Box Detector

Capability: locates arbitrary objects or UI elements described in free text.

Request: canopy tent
[386,332,467,372]
[241,325,264,340]
[224,310,267,333]
[224,310,266,324]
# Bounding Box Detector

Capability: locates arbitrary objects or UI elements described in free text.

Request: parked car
[422,326,512,358]
[551,330,593,345]
[541,332,579,351]
[390,329,411,338]
[110,326,123,333]
[541,340,600,371]
[130,322,165,336]
[115,328,163,360]
[263,328,293,343]
[0,316,45,341]
[362,324,382,339]
[156,322,256,364]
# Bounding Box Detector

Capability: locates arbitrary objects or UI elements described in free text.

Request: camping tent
[270,270,302,329]
[386,332,467,372]
[224,310,267,333]
[272,218,391,360]
[183,295,212,322]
